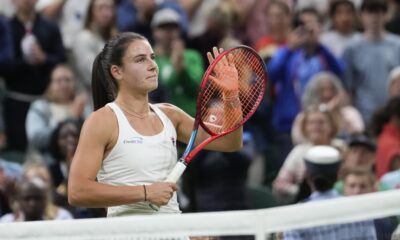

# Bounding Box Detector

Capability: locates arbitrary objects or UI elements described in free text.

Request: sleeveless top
[97,102,180,216]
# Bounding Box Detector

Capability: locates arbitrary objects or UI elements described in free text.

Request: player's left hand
[207,47,239,94]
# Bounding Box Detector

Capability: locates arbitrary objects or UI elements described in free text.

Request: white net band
[0,190,399,240]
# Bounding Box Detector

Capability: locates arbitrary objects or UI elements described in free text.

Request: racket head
[196,45,268,137]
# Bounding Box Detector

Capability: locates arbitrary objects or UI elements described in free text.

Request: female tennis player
[68,32,243,216]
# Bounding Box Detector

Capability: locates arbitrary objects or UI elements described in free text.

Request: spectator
[22,159,73,220]
[283,145,377,240]
[0,177,47,222]
[371,97,400,178]
[343,168,398,240]
[292,72,364,144]
[342,0,400,124]
[152,8,203,116]
[48,119,82,193]
[3,0,66,155]
[273,107,339,204]
[71,0,117,91]
[337,133,376,180]
[25,64,88,155]
[254,0,292,63]
[321,0,361,58]
[0,176,72,222]
[267,7,343,167]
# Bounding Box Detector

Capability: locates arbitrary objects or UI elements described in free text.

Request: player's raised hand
[207,47,239,94]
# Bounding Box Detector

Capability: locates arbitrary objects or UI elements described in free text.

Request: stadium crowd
[0,0,399,238]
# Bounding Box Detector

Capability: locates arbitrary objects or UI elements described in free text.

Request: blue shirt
[343,34,400,124]
[268,45,344,132]
[283,190,377,240]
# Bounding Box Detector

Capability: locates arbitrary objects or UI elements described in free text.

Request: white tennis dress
[97,102,180,216]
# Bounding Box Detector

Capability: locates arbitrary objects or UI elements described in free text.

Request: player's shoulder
[154,103,181,112]
[153,103,189,124]
[82,105,117,132]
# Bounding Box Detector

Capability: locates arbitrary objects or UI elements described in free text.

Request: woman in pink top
[371,97,400,178]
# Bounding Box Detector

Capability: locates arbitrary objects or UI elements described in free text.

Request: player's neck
[114,96,151,119]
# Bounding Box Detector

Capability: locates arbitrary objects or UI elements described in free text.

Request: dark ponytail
[370,97,400,136]
[91,32,147,110]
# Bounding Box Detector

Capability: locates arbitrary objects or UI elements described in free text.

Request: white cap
[151,8,181,28]
[305,146,340,165]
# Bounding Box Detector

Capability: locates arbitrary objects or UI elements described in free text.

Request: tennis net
[0,189,399,240]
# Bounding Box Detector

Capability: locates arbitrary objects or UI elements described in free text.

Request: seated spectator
[335,133,376,190]
[273,107,340,204]
[22,159,73,220]
[25,153,104,219]
[25,64,88,156]
[283,146,377,240]
[343,168,398,240]
[371,97,400,178]
[320,0,361,58]
[0,176,71,222]
[291,72,364,144]
[48,119,82,195]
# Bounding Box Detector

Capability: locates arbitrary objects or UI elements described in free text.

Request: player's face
[117,40,159,92]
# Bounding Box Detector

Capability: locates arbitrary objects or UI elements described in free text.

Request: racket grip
[149,160,187,211]
[165,159,187,183]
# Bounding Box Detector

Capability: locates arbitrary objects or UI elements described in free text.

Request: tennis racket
[151,45,267,210]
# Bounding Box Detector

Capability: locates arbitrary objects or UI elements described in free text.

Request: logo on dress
[123,137,143,144]
[171,137,176,147]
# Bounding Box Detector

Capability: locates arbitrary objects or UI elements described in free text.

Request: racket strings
[200,48,266,134]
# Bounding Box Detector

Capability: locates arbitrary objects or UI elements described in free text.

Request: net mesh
[1,190,399,240]
[199,47,266,135]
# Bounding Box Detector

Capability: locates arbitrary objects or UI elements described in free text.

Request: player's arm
[68,107,176,208]
[158,104,242,152]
